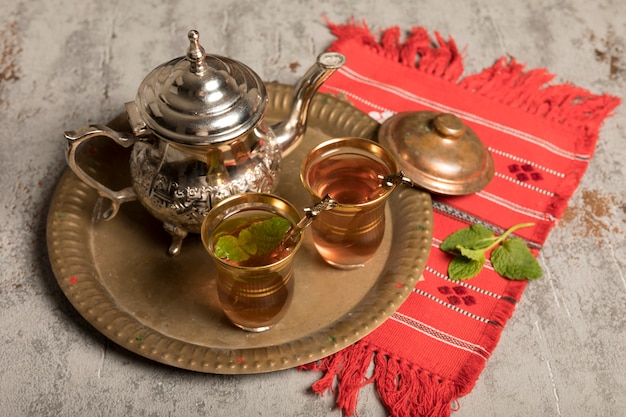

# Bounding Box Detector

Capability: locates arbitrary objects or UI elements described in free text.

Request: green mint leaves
[214,216,292,263]
[440,223,542,281]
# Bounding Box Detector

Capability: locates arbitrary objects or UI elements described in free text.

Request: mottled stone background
[0,0,624,416]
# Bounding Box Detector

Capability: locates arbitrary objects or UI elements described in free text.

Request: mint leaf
[440,224,494,253]
[214,215,292,263]
[215,235,251,262]
[491,238,542,280]
[448,255,485,280]
[238,228,257,255]
[246,216,292,254]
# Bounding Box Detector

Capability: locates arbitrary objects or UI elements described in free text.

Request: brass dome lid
[378,111,494,195]
[133,30,267,146]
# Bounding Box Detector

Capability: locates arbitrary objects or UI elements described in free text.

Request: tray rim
[46,83,433,374]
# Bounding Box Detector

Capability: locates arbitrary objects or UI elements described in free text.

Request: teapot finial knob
[186,29,207,75]
[433,113,466,139]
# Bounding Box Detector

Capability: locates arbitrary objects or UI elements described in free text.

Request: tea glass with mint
[201,193,302,332]
[300,137,399,269]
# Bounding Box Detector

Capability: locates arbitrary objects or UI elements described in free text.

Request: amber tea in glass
[201,193,302,332]
[301,137,398,269]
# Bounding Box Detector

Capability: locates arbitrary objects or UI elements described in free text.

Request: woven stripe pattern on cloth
[298,19,621,417]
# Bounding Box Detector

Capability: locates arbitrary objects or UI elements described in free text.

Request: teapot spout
[271,52,345,156]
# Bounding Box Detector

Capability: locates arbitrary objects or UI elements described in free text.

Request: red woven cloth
[299,20,621,417]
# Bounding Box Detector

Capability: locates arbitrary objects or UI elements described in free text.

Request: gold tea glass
[201,193,303,332]
[300,137,399,269]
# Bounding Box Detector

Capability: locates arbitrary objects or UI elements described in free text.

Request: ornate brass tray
[46,83,433,374]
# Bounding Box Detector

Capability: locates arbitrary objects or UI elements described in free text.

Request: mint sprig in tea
[213,214,293,266]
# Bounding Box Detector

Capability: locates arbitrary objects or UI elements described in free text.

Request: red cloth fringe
[299,343,461,417]
[302,18,621,417]
[325,18,464,82]
[459,57,620,134]
[325,18,620,143]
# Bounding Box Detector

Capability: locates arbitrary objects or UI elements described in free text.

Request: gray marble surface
[1,0,624,416]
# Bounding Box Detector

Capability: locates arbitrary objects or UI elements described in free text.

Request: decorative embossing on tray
[46,83,433,374]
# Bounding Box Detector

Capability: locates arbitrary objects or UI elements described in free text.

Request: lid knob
[433,113,466,139]
[186,30,207,75]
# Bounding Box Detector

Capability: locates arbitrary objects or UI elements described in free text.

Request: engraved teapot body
[65,30,345,255]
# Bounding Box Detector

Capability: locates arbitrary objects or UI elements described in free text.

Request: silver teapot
[65,30,345,255]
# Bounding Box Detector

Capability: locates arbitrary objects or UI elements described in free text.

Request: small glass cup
[300,137,399,269]
[201,193,303,332]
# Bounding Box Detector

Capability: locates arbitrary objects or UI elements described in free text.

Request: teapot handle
[64,124,137,220]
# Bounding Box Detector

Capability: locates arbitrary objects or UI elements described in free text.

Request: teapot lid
[133,30,267,146]
[378,111,494,195]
